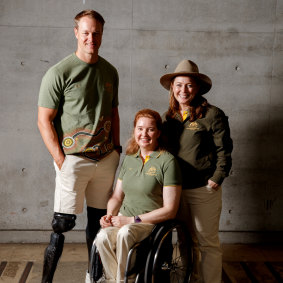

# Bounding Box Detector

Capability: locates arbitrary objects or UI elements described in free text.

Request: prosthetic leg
[42,213,76,283]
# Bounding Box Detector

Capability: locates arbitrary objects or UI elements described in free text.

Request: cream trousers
[54,151,120,214]
[178,186,222,283]
[95,223,154,283]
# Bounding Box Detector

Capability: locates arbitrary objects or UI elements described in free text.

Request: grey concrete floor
[0,243,283,282]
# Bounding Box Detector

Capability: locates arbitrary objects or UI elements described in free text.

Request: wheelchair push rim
[145,222,192,283]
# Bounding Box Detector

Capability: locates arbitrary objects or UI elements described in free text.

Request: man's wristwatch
[114,145,122,153]
[134,215,142,223]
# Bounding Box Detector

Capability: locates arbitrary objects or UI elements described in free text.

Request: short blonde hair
[74,10,105,30]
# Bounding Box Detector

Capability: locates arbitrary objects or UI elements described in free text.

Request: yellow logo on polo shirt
[186,121,200,130]
[146,166,157,176]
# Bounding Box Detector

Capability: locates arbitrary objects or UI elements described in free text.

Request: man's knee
[52,212,76,234]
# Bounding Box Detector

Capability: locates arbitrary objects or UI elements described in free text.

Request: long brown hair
[126,109,164,155]
[166,77,209,121]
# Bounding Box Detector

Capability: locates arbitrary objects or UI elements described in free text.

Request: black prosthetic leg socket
[42,232,65,283]
[41,213,76,283]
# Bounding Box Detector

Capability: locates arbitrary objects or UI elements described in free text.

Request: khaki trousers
[95,223,154,283]
[178,186,222,283]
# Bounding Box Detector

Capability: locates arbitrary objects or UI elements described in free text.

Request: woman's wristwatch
[134,215,142,223]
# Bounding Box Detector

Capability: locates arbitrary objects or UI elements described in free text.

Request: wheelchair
[89,219,192,283]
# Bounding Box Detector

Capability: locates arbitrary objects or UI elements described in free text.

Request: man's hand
[55,156,65,170]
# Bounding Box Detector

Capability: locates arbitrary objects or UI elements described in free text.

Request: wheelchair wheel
[89,242,103,283]
[145,221,192,283]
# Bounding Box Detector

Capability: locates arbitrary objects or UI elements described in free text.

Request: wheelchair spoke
[152,232,190,282]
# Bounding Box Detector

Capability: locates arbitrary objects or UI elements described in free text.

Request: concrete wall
[0,0,282,243]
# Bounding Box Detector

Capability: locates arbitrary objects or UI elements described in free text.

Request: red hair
[126,109,164,155]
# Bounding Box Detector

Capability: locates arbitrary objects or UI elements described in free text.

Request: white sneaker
[85,271,91,283]
[86,271,105,283]
[96,275,106,282]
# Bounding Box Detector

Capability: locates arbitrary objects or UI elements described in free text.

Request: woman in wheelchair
[95,108,182,283]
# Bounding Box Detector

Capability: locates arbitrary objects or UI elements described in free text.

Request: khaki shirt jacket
[162,105,233,189]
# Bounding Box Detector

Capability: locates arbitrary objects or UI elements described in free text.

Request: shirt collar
[134,149,161,159]
[174,112,190,123]
[174,112,183,121]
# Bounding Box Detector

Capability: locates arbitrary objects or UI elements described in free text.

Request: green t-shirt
[118,151,181,217]
[38,53,119,161]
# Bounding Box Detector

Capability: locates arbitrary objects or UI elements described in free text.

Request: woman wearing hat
[161,60,233,283]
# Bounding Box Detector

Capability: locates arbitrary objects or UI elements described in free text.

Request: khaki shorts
[53,151,120,214]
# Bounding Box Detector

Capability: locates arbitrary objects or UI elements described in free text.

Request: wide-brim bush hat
[160,59,212,95]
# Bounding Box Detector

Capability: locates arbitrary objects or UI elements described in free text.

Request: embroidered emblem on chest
[146,166,157,176]
[186,121,200,130]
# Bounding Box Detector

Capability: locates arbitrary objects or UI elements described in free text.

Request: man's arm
[111,107,121,152]
[37,106,65,169]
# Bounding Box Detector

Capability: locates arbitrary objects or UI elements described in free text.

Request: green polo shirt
[118,150,181,217]
[38,53,119,161]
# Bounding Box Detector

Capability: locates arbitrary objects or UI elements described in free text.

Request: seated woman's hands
[100,215,133,228]
[100,215,113,228]
[110,216,133,228]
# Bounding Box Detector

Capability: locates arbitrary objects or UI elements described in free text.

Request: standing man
[38,10,121,283]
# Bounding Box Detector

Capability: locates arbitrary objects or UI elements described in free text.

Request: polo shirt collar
[135,149,161,159]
